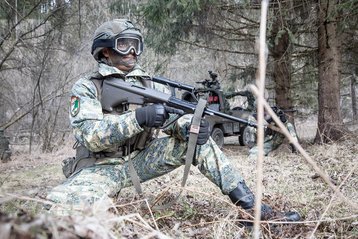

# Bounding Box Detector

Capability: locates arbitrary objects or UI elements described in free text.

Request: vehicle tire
[239,126,255,147]
[211,127,224,149]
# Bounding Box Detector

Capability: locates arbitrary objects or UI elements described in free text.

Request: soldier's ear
[102,48,110,58]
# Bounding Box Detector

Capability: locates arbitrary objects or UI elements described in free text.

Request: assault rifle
[101,76,258,127]
[195,70,221,90]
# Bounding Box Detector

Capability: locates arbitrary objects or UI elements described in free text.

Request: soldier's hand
[278,112,287,123]
[135,104,183,128]
[290,143,298,154]
[196,119,210,145]
[135,104,169,127]
[272,106,287,123]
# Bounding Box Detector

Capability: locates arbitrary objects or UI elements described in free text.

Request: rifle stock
[101,77,258,127]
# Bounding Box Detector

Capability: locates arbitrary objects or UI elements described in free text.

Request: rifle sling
[181,98,207,187]
[152,98,207,210]
[91,75,149,196]
[126,140,143,196]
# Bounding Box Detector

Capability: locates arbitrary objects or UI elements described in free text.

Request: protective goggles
[114,35,143,56]
[92,33,143,56]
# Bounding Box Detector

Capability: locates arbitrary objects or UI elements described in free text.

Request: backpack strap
[90,73,105,101]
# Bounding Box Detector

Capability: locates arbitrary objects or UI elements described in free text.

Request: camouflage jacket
[70,63,191,153]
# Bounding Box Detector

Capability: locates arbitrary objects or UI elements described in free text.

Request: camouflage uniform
[46,63,244,210]
[225,90,256,112]
[247,115,299,157]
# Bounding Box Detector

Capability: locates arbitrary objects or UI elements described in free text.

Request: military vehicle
[181,71,254,148]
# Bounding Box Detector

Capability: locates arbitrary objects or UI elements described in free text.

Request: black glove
[264,127,273,136]
[290,143,297,154]
[278,112,287,123]
[196,119,210,145]
[135,104,169,128]
[264,113,273,123]
[272,106,287,123]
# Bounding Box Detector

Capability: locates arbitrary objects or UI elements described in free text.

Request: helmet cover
[91,19,143,60]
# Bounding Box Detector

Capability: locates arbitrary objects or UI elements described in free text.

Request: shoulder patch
[70,96,80,117]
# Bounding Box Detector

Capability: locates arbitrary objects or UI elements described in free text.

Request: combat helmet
[91,19,143,61]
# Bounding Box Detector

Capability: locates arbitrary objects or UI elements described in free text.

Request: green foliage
[0,0,28,19]
[0,0,52,20]
[141,0,218,55]
[335,0,358,19]
[292,63,318,112]
[179,202,198,219]
[109,0,139,17]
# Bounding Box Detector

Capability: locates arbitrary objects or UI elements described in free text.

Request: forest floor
[0,127,357,238]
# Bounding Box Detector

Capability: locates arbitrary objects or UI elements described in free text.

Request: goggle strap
[91,39,114,54]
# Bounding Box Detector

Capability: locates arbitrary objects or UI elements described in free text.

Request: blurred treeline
[0,0,357,152]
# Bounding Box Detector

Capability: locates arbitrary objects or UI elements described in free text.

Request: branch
[0,92,67,130]
[178,39,256,56]
[253,0,270,237]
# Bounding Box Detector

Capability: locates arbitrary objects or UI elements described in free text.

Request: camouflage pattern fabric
[46,63,244,214]
[225,90,256,112]
[236,90,256,112]
[247,115,298,158]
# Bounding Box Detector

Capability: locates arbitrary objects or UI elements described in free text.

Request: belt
[90,150,124,159]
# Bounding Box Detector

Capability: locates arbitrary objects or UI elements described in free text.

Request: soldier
[0,129,12,163]
[225,89,256,112]
[46,19,300,222]
[247,107,299,158]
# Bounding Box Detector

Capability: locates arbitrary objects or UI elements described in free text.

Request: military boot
[290,143,298,154]
[228,181,301,222]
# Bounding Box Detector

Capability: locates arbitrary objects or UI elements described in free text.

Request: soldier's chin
[122,58,136,68]
[116,58,136,71]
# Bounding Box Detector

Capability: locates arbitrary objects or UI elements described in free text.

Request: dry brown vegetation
[0,129,357,238]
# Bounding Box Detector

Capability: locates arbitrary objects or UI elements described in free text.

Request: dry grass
[0,133,357,238]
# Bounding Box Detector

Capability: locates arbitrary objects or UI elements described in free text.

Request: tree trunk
[270,9,295,123]
[352,75,357,121]
[315,0,345,143]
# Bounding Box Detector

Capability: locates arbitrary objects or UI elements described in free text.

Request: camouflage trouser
[248,122,298,157]
[46,136,243,209]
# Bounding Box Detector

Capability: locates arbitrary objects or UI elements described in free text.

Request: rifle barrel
[167,98,257,127]
[152,76,195,92]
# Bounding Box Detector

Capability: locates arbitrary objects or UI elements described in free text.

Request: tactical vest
[91,73,154,151]
[70,73,154,175]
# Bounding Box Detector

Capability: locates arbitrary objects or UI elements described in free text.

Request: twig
[145,198,160,231]
[2,192,54,206]
[253,0,270,238]
[114,198,159,230]
[309,164,357,238]
[185,214,358,228]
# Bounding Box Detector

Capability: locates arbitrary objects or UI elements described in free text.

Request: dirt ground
[0,132,357,238]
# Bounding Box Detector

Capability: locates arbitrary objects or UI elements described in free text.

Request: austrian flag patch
[70,96,80,117]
